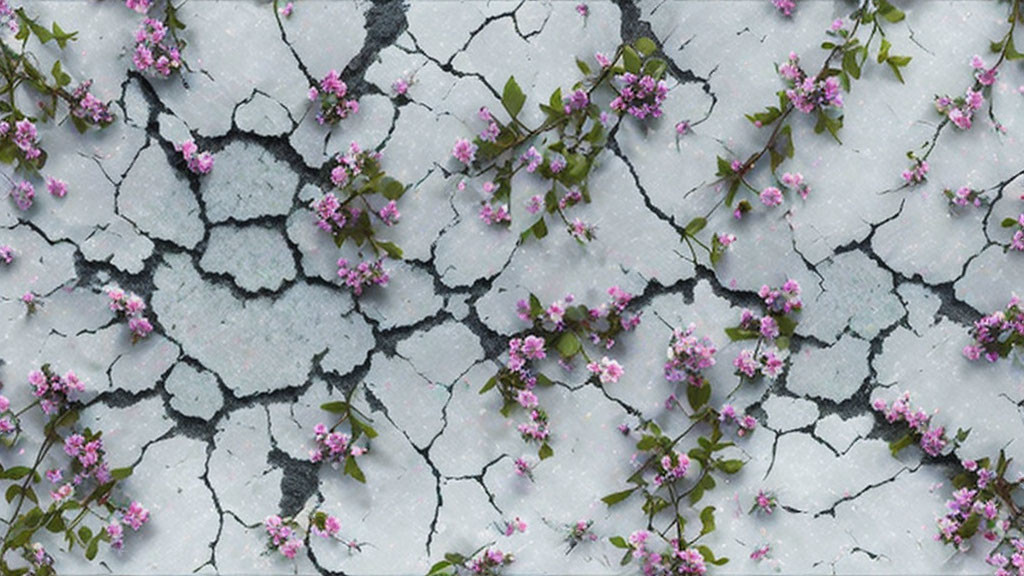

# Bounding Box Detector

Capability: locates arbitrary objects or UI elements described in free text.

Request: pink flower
[279,1,293,17]
[587,357,624,384]
[392,78,409,95]
[46,177,68,198]
[125,0,151,13]
[595,52,611,68]
[0,244,12,264]
[760,186,783,207]
[10,180,34,210]
[772,0,796,16]
[452,138,476,164]
[576,3,588,16]
[378,200,400,226]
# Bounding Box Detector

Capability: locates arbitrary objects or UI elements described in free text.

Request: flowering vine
[0,365,148,574]
[900,0,1022,188]
[0,3,114,183]
[963,297,1024,362]
[600,313,786,574]
[310,142,407,295]
[451,37,669,242]
[427,545,515,576]
[263,510,360,560]
[311,385,377,483]
[878,391,1024,576]
[723,280,802,382]
[479,287,641,460]
[697,1,911,264]
[125,0,188,78]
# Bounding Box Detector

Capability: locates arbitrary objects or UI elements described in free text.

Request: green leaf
[699,506,716,535]
[538,442,553,460]
[601,487,637,506]
[479,375,498,395]
[842,49,861,80]
[344,456,366,483]
[352,417,378,439]
[889,433,914,457]
[555,332,582,358]
[427,560,452,576]
[110,467,133,481]
[877,38,892,64]
[380,178,405,200]
[575,58,592,76]
[957,513,981,538]
[687,383,711,411]
[719,459,744,474]
[501,76,526,119]
[78,526,93,544]
[875,0,905,22]
[622,46,641,74]
[724,327,759,341]
[521,218,548,241]
[634,37,658,57]
[376,240,404,260]
[684,217,707,236]
[609,536,629,549]
[1002,218,1019,228]
[697,545,729,566]
[1,466,33,480]
[85,536,99,560]
[320,401,349,414]
[444,553,466,565]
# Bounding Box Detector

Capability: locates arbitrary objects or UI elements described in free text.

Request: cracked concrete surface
[2,0,1024,574]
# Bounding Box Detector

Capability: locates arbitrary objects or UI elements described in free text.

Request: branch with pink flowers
[0,365,149,574]
[450,37,670,243]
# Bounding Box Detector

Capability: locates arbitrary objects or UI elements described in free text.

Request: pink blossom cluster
[517,408,550,443]
[751,489,777,514]
[610,73,668,120]
[1010,214,1024,252]
[1,118,42,163]
[772,0,796,16]
[935,88,984,130]
[0,393,13,436]
[465,548,515,574]
[626,531,707,575]
[901,157,930,184]
[759,279,803,316]
[963,297,1024,362]
[499,516,527,537]
[309,422,366,466]
[47,177,68,198]
[780,172,810,200]
[937,481,1003,545]
[336,258,389,295]
[652,451,690,486]
[309,512,342,539]
[945,186,987,208]
[733,348,785,380]
[133,18,183,77]
[972,55,998,88]
[987,540,1024,576]
[309,70,359,125]
[26,544,53,573]
[565,519,598,550]
[872,391,947,457]
[70,80,115,126]
[778,53,843,113]
[104,285,153,342]
[108,502,151,550]
[479,203,511,225]
[512,457,534,479]
[664,324,717,387]
[587,356,624,384]
[61,431,113,486]
[719,404,757,436]
[8,180,33,210]
[0,244,12,264]
[452,138,477,165]
[175,140,214,175]
[329,142,380,188]
[124,0,151,13]
[264,515,304,559]
[29,366,85,415]
[0,0,17,34]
